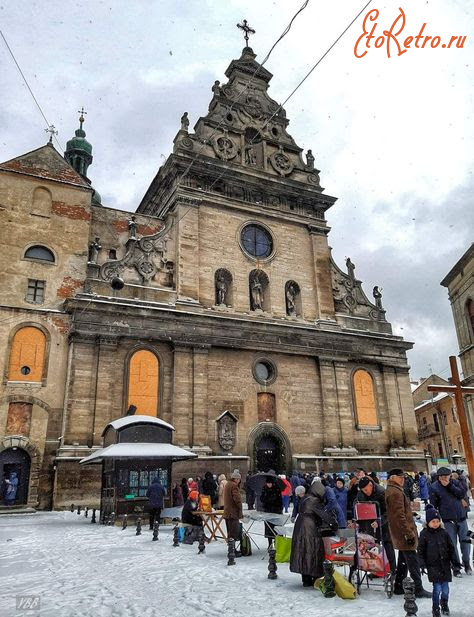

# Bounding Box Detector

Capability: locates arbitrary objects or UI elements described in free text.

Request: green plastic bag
[275,535,292,563]
[315,570,356,599]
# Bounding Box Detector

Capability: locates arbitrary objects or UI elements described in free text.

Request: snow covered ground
[1,511,473,617]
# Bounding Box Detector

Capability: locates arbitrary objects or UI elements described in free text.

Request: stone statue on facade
[128,215,137,240]
[306,149,315,170]
[250,275,263,310]
[245,145,257,166]
[216,273,227,305]
[180,112,189,132]
[286,282,297,316]
[212,80,221,96]
[217,413,236,451]
[346,257,355,282]
[373,286,383,309]
[88,237,101,263]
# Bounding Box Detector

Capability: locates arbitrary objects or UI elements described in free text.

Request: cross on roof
[237,19,255,46]
[44,124,58,143]
[428,356,474,483]
[77,106,87,129]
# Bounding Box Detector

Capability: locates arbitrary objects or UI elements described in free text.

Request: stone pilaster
[395,368,418,446]
[318,357,342,448]
[172,344,193,445]
[381,365,406,446]
[91,336,120,446]
[175,199,201,301]
[308,226,335,320]
[333,360,356,448]
[192,346,209,446]
[64,337,96,445]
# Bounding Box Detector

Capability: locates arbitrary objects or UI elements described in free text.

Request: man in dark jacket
[356,477,396,573]
[386,468,431,598]
[201,471,217,505]
[146,477,166,530]
[260,476,283,547]
[429,467,471,575]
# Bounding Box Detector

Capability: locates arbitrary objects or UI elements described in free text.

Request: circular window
[20,366,31,375]
[253,359,277,385]
[241,224,273,259]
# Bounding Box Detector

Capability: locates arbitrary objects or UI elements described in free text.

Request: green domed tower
[65,108,101,205]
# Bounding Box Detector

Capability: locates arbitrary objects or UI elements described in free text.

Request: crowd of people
[149,466,472,616]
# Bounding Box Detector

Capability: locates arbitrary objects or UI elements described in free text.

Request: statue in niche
[109,248,117,260]
[212,80,221,96]
[286,282,297,316]
[250,275,263,310]
[128,215,137,240]
[88,237,101,263]
[217,413,237,451]
[164,261,174,287]
[245,145,257,166]
[306,149,315,170]
[346,257,355,282]
[180,112,189,131]
[373,286,383,309]
[216,273,227,305]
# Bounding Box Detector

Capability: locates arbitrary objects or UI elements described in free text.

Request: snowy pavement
[1,511,473,617]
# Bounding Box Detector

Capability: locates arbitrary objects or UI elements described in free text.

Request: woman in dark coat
[201,471,217,504]
[172,482,184,506]
[290,481,338,586]
[260,477,283,547]
[180,477,189,502]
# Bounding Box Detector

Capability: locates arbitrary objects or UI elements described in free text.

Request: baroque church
[0,44,424,509]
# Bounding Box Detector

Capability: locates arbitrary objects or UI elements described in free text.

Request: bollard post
[122,514,128,530]
[323,560,336,597]
[109,511,115,526]
[136,517,142,536]
[198,529,206,554]
[152,521,159,541]
[267,541,278,579]
[403,577,418,617]
[77,504,81,515]
[85,507,89,518]
[70,503,74,513]
[91,509,96,524]
[227,538,236,566]
[173,524,180,547]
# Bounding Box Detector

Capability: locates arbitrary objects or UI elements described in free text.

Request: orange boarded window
[8,326,46,382]
[128,350,159,416]
[353,369,378,426]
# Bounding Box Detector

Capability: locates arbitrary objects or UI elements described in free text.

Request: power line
[0,29,63,151]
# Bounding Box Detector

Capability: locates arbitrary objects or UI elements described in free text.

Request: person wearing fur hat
[223,470,243,547]
[418,505,461,617]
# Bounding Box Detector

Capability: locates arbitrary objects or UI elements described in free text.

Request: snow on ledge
[104,415,175,434]
[80,442,197,464]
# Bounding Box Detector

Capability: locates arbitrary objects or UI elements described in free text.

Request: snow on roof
[414,392,451,411]
[80,442,197,464]
[103,415,175,435]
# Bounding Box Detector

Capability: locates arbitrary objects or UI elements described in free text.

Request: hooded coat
[290,482,338,578]
[201,472,217,503]
[385,479,418,551]
[146,478,166,508]
[260,480,283,514]
[417,525,458,583]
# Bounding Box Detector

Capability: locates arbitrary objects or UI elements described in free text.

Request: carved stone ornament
[269,148,294,176]
[178,136,194,150]
[307,171,321,187]
[213,135,238,160]
[216,410,237,451]
[100,221,172,285]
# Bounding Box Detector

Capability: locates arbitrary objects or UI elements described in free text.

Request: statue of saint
[216,274,227,305]
[373,286,383,309]
[306,149,315,170]
[212,80,221,96]
[88,237,101,263]
[286,283,297,316]
[251,276,263,310]
[128,215,137,239]
[180,112,189,131]
[346,257,355,281]
[245,145,257,166]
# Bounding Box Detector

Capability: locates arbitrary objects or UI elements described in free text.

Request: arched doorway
[0,448,31,505]
[256,435,281,472]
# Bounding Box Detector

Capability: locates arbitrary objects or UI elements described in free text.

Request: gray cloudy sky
[1,0,473,379]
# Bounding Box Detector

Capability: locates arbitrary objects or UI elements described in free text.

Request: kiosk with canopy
[80,415,196,522]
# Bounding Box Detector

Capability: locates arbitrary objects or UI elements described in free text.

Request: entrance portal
[0,448,31,505]
[256,435,281,473]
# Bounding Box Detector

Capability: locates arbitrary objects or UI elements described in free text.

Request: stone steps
[0,505,37,515]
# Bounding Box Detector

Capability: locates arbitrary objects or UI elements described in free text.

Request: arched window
[353,369,378,427]
[127,350,159,417]
[8,326,47,382]
[32,187,52,211]
[466,299,474,343]
[24,245,55,263]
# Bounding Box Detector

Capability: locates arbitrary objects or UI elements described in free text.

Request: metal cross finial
[237,19,255,46]
[45,125,58,143]
[77,107,87,129]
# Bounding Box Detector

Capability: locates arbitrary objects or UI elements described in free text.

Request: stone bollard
[173,525,180,547]
[403,577,418,617]
[198,529,206,554]
[267,541,278,579]
[85,507,89,518]
[152,521,159,542]
[323,560,336,597]
[109,512,116,526]
[122,514,128,530]
[70,503,74,513]
[136,517,142,536]
[227,538,236,566]
[77,505,81,515]
[91,509,96,524]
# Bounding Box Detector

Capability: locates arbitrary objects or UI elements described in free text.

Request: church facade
[0,46,424,509]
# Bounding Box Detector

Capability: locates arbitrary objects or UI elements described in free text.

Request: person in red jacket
[280,474,292,513]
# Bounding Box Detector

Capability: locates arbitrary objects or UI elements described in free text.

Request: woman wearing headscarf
[290,479,338,586]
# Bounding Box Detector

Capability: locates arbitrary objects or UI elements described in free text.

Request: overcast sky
[1,0,473,380]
